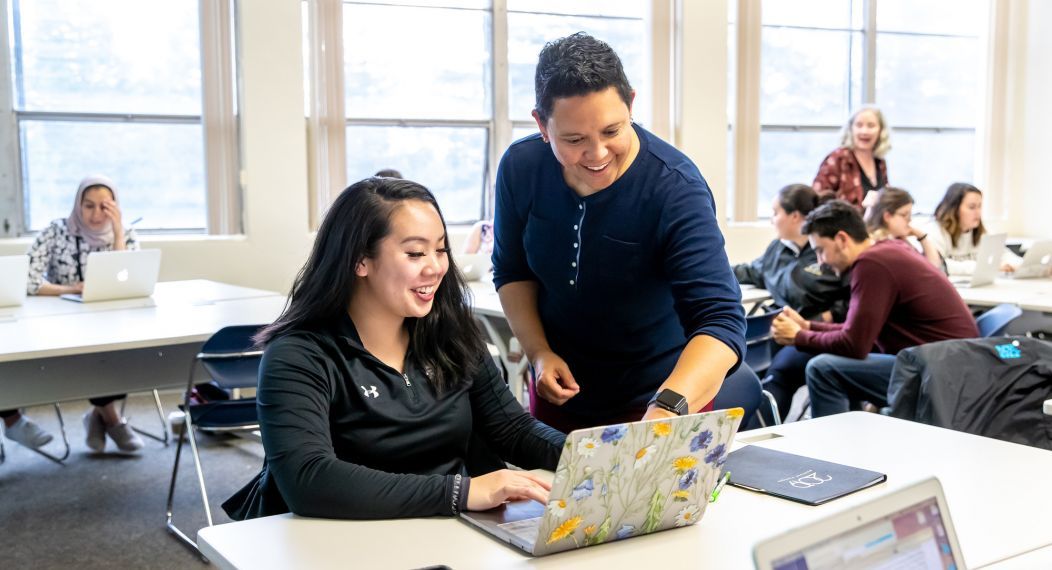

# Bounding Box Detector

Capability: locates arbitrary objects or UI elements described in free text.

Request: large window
[311,0,650,225]
[1,0,239,237]
[731,0,988,219]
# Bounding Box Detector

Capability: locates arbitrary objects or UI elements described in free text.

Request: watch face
[657,390,688,415]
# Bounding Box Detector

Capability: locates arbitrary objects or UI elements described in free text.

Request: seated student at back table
[922,182,1021,276]
[770,201,978,418]
[2,175,143,454]
[493,33,745,433]
[733,183,848,321]
[864,187,942,270]
[223,177,565,521]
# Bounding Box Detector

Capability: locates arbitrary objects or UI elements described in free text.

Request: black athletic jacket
[222,315,565,520]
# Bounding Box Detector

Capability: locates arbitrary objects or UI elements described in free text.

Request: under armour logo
[995,343,1022,360]
[361,385,380,398]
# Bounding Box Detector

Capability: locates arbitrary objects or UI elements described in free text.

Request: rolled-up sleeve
[659,176,746,367]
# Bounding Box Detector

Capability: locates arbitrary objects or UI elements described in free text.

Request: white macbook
[0,255,30,308]
[754,477,964,570]
[949,233,1006,288]
[457,252,493,282]
[60,249,161,303]
[1011,240,1052,279]
[460,408,745,556]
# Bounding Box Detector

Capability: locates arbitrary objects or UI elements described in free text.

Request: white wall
[2,1,1048,285]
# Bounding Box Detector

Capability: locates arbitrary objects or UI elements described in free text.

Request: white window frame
[729,0,998,222]
[304,0,666,229]
[0,0,241,237]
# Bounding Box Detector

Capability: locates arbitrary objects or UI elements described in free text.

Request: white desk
[955,277,1052,313]
[199,412,1052,569]
[0,280,285,409]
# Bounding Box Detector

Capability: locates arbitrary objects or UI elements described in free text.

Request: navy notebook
[724,445,886,506]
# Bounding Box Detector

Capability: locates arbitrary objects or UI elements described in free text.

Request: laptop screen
[771,497,960,570]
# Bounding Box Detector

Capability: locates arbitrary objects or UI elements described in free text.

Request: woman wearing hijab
[2,175,145,454]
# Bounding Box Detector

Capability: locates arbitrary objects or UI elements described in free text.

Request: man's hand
[532,350,579,405]
[771,312,803,346]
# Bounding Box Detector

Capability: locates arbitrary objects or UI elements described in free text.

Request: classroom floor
[0,392,263,569]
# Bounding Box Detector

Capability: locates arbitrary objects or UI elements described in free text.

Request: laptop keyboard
[498,516,542,543]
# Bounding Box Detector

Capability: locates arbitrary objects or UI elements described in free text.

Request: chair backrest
[713,364,763,422]
[198,325,266,390]
[743,309,783,375]
[744,309,782,342]
[975,303,1023,337]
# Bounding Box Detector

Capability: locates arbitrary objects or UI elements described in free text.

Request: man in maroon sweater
[771,200,978,417]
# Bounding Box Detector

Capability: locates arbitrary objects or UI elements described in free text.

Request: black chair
[165,325,265,560]
[743,309,783,425]
[976,303,1023,337]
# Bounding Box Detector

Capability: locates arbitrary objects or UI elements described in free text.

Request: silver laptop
[460,408,745,556]
[1011,240,1052,279]
[0,255,30,308]
[456,253,492,282]
[754,477,964,570]
[949,233,1006,288]
[60,249,161,303]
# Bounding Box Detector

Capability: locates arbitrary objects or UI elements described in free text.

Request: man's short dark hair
[802,200,870,242]
[534,32,633,123]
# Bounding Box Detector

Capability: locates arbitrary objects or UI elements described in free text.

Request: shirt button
[571,262,577,267]
[573,242,578,248]
[569,280,575,285]
[578,204,583,210]
[573,225,578,230]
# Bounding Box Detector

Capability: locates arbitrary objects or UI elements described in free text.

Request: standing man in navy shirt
[492,33,746,432]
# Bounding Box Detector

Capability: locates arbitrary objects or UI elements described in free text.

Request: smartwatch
[648,389,689,416]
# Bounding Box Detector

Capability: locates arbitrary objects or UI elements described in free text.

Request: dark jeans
[760,346,817,421]
[1,394,126,418]
[805,354,897,417]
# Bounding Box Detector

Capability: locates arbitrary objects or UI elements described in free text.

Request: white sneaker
[106,420,144,453]
[83,410,106,452]
[5,416,54,449]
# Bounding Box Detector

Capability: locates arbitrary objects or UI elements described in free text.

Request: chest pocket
[597,235,646,288]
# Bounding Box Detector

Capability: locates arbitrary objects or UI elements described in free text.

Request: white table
[467,281,773,405]
[198,412,1052,569]
[0,280,285,409]
[955,277,1052,313]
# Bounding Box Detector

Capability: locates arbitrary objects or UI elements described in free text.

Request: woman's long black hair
[255,177,486,394]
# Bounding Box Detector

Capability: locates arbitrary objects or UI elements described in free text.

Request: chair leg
[121,391,171,445]
[761,390,782,426]
[25,404,71,465]
[165,414,210,562]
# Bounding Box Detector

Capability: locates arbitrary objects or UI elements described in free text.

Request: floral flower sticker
[577,437,600,457]
[674,505,701,527]
[571,478,594,501]
[546,516,583,544]
[672,456,698,473]
[616,524,636,540]
[600,424,628,443]
[634,444,657,468]
[672,490,691,501]
[652,421,673,437]
[690,429,713,452]
[548,499,567,517]
[678,468,698,490]
[705,443,727,466]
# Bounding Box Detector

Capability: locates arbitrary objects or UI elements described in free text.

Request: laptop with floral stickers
[459,407,744,556]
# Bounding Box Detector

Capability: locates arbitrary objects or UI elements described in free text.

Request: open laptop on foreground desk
[60,249,161,303]
[461,408,744,556]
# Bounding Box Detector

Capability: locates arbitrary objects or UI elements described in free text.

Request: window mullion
[732,0,761,222]
[199,0,241,235]
[862,0,877,103]
[490,0,509,220]
[306,0,347,229]
[0,0,23,237]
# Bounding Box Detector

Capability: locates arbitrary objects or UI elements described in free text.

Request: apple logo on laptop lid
[117,269,129,282]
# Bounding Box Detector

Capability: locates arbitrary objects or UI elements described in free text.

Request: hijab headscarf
[67,175,118,247]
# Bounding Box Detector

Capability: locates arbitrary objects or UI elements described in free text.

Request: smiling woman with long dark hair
[223,177,564,521]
